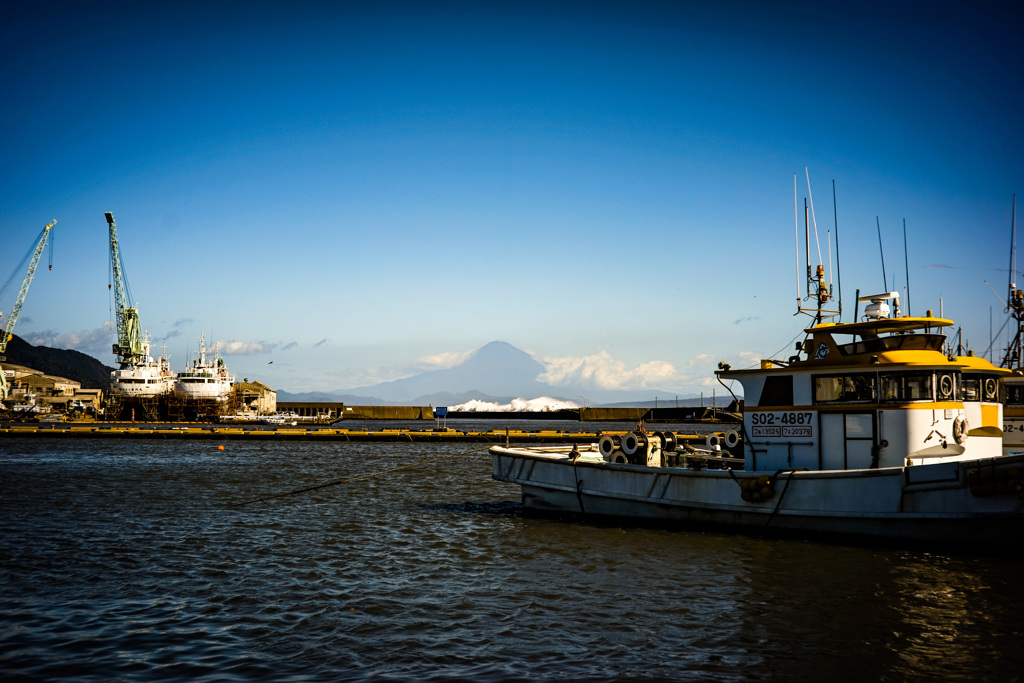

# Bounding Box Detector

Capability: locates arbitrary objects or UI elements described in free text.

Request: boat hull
[491,446,1024,546]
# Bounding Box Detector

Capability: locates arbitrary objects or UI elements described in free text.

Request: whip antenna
[876,216,887,293]
[903,218,911,316]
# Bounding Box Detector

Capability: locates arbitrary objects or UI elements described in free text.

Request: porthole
[984,378,998,401]
[939,374,954,399]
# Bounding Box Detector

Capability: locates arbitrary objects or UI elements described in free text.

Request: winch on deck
[597,430,742,469]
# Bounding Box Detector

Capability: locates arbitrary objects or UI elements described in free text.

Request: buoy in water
[217,445,225,451]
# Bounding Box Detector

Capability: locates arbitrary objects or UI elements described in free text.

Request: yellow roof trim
[954,356,1012,374]
[806,317,954,336]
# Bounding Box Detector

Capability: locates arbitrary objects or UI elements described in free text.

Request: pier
[0,422,733,449]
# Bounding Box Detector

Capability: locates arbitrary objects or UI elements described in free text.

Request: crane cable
[0,225,49,300]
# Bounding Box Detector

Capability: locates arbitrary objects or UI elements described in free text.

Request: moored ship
[109,335,174,399]
[168,332,234,420]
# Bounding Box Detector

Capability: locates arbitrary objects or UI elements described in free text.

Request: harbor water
[2,425,1022,682]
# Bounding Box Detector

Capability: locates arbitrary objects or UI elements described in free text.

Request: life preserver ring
[706,434,721,449]
[953,416,967,445]
[724,429,740,449]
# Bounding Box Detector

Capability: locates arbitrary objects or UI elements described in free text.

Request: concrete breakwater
[280,404,741,423]
[0,422,731,448]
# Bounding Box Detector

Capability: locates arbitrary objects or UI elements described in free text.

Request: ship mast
[106,212,146,368]
[794,171,839,325]
[1002,195,1024,369]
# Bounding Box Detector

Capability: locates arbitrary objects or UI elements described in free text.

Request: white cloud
[22,327,112,358]
[540,350,678,390]
[215,339,276,355]
[416,349,474,370]
[687,353,715,368]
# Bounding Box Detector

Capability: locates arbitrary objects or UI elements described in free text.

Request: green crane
[1,220,57,402]
[105,212,146,368]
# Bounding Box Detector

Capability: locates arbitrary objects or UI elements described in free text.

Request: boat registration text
[750,411,813,438]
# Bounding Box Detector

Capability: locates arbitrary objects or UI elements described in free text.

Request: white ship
[109,335,175,399]
[173,332,234,402]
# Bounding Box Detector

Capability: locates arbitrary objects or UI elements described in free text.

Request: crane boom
[105,212,145,367]
[1,219,57,401]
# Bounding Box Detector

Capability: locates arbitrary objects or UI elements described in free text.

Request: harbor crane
[105,212,147,369]
[0,220,57,402]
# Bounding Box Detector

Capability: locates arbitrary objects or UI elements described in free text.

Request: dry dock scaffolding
[105,395,163,422]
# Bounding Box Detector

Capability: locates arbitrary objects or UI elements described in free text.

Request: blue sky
[2,1,1022,398]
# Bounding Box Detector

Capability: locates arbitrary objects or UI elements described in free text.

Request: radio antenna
[903,218,911,316]
[794,169,839,324]
[794,174,801,313]
[833,179,842,320]
[1010,193,1018,304]
[876,216,887,293]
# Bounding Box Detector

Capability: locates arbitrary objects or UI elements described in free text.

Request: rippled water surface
[2,435,1023,681]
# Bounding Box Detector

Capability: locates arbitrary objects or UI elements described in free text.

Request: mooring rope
[229,444,495,507]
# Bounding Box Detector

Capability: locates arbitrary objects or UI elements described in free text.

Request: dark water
[2,435,1022,682]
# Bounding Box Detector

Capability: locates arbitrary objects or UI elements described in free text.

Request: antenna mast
[903,218,911,316]
[1003,195,1024,368]
[833,179,842,320]
[876,217,888,293]
[794,174,801,314]
[795,171,839,325]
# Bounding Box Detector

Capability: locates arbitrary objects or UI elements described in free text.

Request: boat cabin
[718,313,1007,472]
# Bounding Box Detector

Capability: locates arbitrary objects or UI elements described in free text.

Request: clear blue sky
[2,1,1021,397]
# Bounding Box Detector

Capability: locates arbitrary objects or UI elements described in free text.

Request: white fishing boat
[220,410,262,424]
[264,411,299,426]
[491,290,1022,546]
[173,332,234,402]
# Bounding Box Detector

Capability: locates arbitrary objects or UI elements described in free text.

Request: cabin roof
[806,316,953,337]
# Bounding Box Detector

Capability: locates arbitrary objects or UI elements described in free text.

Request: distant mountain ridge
[2,334,114,389]
[4,335,716,405]
[343,341,554,403]
[278,340,704,406]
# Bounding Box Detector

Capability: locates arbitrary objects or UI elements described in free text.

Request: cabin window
[756,375,793,407]
[813,373,876,403]
[960,374,998,402]
[837,334,945,356]
[1006,382,1024,406]
[960,377,980,402]
[879,371,935,402]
